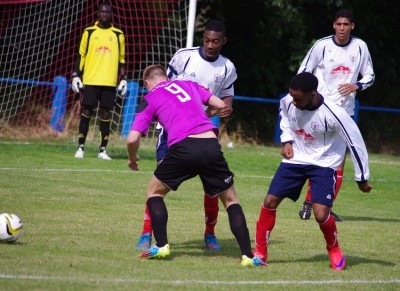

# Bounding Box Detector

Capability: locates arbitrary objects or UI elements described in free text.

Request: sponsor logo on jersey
[330,65,351,78]
[294,129,315,144]
[96,46,111,53]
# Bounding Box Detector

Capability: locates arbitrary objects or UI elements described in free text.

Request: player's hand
[128,155,140,171]
[357,181,372,193]
[117,79,128,96]
[72,77,83,93]
[338,83,357,96]
[218,104,233,118]
[281,143,294,159]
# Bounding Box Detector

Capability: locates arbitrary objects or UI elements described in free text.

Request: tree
[196,0,400,153]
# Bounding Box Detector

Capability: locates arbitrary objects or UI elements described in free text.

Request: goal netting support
[0,0,191,146]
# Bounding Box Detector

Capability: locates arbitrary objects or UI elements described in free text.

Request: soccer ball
[0,213,24,242]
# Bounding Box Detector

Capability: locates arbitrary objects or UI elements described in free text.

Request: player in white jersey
[253,72,372,270]
[297,9,375,221]
[136,20,237,251]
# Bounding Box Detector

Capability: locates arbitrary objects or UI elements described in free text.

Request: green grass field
[0,142,399,290]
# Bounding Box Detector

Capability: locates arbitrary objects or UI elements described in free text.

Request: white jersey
[298,35,375,116]
[166,46,237,97]
[280,94,370,182]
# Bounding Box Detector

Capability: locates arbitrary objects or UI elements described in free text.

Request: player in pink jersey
[136,20,236,251]
[297,9,375,221]
[127,65,265,266]
[253,72,372,270]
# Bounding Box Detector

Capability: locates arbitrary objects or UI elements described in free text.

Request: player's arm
[126,130,142,171]
[71,31,88,93]
[297,41,323,74]
[356,43,375,91]
[127,99,153,171]
[329,106,372,192]
[206,95,229,114]
[206,95,233,118]
[279,96,294,159]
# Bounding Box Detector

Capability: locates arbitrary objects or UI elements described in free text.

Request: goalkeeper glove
[117,79,128,96]
[71,73,83,93]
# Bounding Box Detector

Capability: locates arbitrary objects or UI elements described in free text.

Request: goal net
[0,0,191,147]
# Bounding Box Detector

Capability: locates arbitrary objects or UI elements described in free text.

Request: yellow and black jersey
[76,21,125,87]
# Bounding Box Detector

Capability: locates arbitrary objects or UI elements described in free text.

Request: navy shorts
[82,85,116,108]
[268,163,336,207]
[156,127,168,162]
[154,137,234,195]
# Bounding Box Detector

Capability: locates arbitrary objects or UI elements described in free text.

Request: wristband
[282,140,293,146]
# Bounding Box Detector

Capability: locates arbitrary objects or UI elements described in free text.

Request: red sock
[141,203,152,235]
[305,180,312,201]
[319,213,339,250]
[254,205,276,258]
[204,194,219,236]
[334,169,343,201]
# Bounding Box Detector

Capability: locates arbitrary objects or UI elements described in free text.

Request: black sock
[227,203,253,258]
[78,115,90,146]
[147,196,168,247]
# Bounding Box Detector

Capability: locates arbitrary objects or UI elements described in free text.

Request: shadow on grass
[272,253,396,268]
[335,216,400,223]
[161,238,396,268]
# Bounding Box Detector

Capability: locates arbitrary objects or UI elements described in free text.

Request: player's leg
[329,154,346,222]
[136,127,168,249]
[97,87,116,160]
[200,139,265,266]
[309,167,345,270]
[140,176,171,259]
[218,187,266,266]
[97,106,112,160]
[203,194,221,250]
[75,104,93,158]
[255,163,306,262]
[254,194,280,262]
[299,181,313,220]
[75,86,97,158]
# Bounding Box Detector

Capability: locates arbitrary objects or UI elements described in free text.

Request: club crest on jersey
[214,74,224,84]
[310,122,320,132]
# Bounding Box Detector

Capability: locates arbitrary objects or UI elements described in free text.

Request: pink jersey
[131,80,217,147]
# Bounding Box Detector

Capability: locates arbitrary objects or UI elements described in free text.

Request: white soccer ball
[0,213,24,242]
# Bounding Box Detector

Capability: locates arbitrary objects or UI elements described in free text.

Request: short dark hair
[334,9,354,22]
[205,20,226,33]
[98,1,112,10]
[290,72,318,93]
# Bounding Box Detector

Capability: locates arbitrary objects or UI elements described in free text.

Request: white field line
[0,274,399,285]
[0,167,399,183]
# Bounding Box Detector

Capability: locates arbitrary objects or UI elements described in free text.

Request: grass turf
[0,143,399,290]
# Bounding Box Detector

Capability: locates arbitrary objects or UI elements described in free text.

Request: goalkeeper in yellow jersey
[72,2,127,160]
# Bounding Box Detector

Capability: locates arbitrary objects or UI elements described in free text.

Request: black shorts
[82,85,116,108]
[154,137,234,195]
